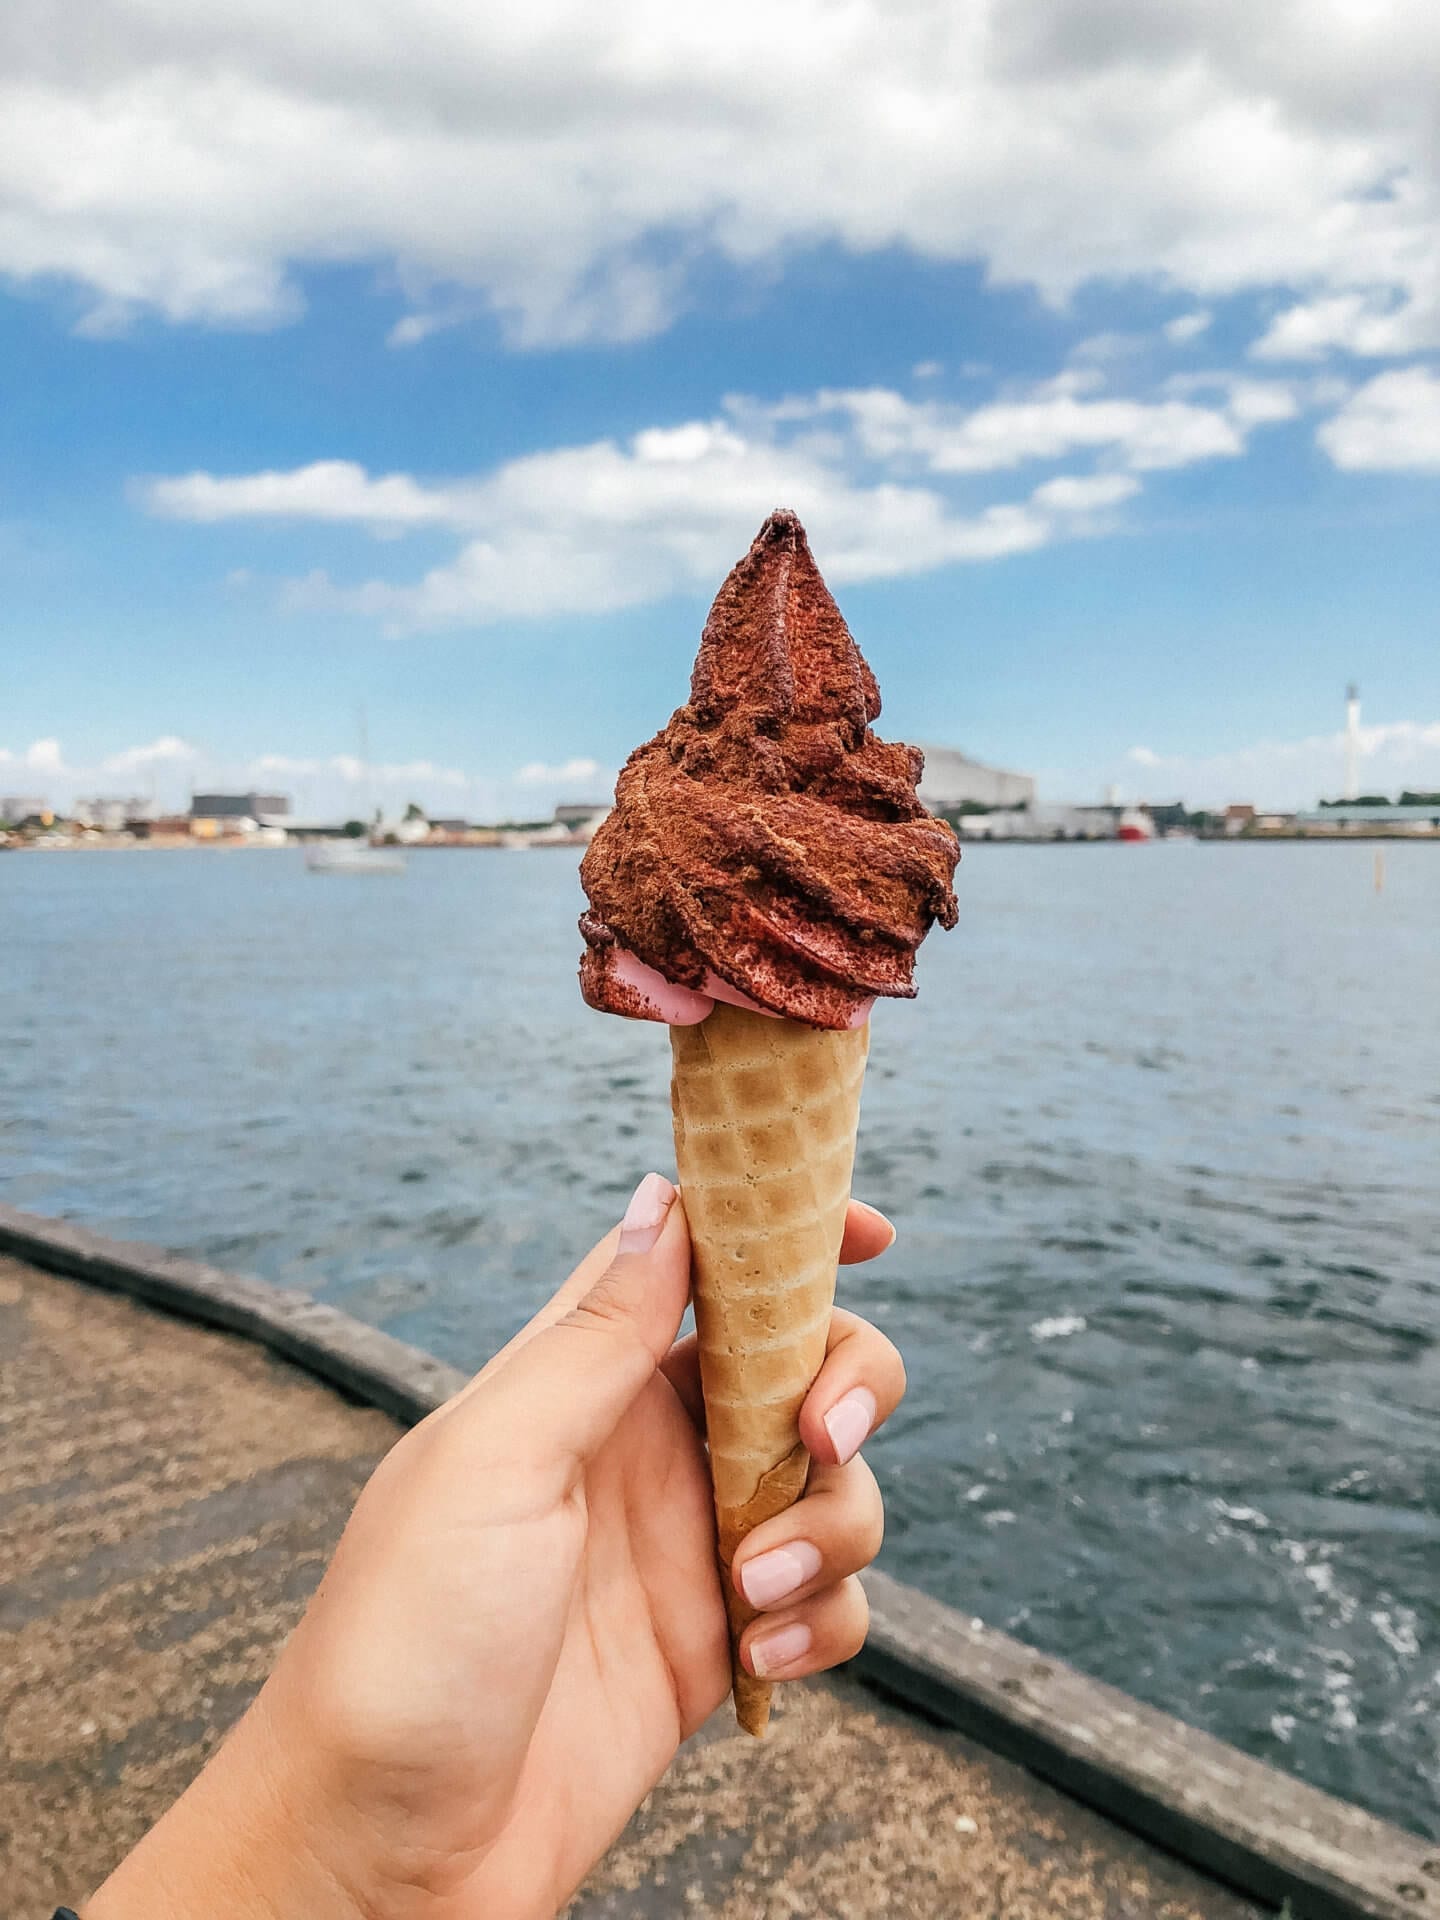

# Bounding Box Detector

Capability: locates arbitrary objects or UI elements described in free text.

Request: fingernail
[738,1541,822,1609]
[823,1386,877,1466]
[853,1200,897,1249]
[617,1172,676,1255]
[749,1621,812,1677]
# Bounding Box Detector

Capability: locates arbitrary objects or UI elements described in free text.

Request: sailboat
[305,840,407,874]
[305,704,408,874]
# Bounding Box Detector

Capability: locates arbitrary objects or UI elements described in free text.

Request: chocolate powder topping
[579,509,960,1028]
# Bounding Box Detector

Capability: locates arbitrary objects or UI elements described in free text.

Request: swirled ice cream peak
[579,509,960,1029]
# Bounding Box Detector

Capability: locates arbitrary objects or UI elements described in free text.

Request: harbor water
[3,842,1437,1837]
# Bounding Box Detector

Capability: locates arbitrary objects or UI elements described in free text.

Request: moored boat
[305,841,407,875]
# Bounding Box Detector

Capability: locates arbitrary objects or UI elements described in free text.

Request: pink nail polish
[823,1386,876,1466]
[750,1621,812,1677]
[617,1172,676,1254]
[852,1201,897,1248]
[739,1541,822,1609]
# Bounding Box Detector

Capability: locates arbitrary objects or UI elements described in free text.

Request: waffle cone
[670,1001,868,1735]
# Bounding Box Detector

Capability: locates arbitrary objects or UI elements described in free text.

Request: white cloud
[1115,719,1440,809]
[1316,366,1440,470]
[282,487,1052,628]
[139,462,456,530]
[1070,331,1150,364]
[1031,472,1141,512]
[0,735,196,809]
[1252,284,1440,362]
[1216,380,1301,428]
[515,756,605,788]
[2,4,1439,352]
[775,381,1263,474]
[781,384,1202,470]
[16,736,65,774]
[959,396,1241,472]
[1164,311,1213,344]
[1,736,199,804]
[139,400,1066,627]
[1163,371,1303,427]
[386,309,470,349]
[101,733,198,773]
[134,357,1317,627]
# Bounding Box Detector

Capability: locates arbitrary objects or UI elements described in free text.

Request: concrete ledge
[3,1204,1433,1919]
[0,1204,466,1425]
[857,1569,1434,1920]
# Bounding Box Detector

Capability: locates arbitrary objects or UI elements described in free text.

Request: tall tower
[1344,683,1360,802]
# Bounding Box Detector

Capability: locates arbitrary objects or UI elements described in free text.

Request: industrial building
[915,746,1035,814]
[1,796,49,825]
[72,796,156,832]
[1294,804,1440,832]
[554,801,611,837]
[190,792,291,820]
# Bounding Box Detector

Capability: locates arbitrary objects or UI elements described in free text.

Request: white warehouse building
[916,745,1035,813]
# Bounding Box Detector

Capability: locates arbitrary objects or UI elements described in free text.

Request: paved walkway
[1,1256,1261,1919]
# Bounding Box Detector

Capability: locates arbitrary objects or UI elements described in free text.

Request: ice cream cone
[670,1000,868,1734]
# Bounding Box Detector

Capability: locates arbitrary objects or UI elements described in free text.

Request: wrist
[87,1688,377,1920]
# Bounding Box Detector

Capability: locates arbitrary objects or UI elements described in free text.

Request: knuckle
[849,1318,906,1409]
[559,1270,650,1363]
[827,1457,885,1567]
[569,1263,632,1329]
[555,1270,658,1381]
[864,1326,905,1400]
[891,1342,908,1403]
[839,1579,871,1661]
[859,1485,886,1566]
[371,1418,435,1487]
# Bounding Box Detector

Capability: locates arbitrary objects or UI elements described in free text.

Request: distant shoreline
[4,831,1436,854]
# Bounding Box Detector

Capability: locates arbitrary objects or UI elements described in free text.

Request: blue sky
[3,3,1439,816]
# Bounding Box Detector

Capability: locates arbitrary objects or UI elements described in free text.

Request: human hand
[89,1175,905,1920]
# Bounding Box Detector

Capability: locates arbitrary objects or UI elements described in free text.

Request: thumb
[483,1174,691,1469]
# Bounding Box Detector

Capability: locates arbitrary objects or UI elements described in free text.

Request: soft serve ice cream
[579,509,959,1029]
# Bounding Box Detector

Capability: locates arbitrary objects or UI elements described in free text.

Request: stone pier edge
[1,1204,1431,1920]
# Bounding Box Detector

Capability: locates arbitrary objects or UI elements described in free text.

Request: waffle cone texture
[669,1002,869,1734]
